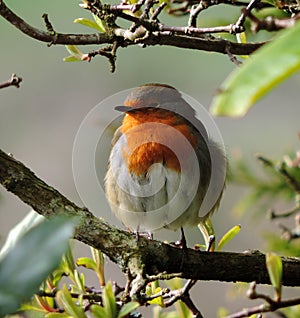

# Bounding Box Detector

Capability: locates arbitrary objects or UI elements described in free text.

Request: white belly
[105,135,202,232]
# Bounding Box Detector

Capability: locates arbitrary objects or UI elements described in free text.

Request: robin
[105,84,226,245]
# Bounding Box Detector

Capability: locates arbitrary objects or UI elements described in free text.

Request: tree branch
[226,281,300,318]
[0,0,263,55]
[0,74,22,90]
[0,148,300,288]
[0,0,114,45]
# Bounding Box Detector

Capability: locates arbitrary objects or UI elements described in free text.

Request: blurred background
[1,0,300,316]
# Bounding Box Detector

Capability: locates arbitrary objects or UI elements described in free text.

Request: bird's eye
[149,102,159,108]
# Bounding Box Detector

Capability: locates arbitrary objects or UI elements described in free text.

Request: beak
[114,105,134,112]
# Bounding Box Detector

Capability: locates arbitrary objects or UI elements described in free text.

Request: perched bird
[105,84,226,244]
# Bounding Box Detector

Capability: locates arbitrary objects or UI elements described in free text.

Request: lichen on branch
[0,148,300,289]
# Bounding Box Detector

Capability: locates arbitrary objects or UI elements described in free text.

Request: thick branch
[0,148,299,286]
[144,33,263,55]
[0,0,263,55]
[0,0,113,45]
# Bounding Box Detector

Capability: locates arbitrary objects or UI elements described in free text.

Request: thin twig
[279,220,300,241]
[226,282,300,318]
[163,279,197,306]
[42,13,55,34]
[145,288,170,301]
[278,163,300,193]
[140,0,158,20]
[146,272,183,282]
[234,0,261,33]
[188,1,209,28]
[170,0,266,16]
[162,278,204,317]
[42,13,58,46]
[257,155,300,193]
[181,293,204,318]
[151,2,167,20]
[249,11,300,32]
[0,0,264,56]
[115,0,146,13]
[225,45,243,66]
[268,205,300,220]
[0,74,22,90]
[38,290,103,302]
[86,45,117,72]
[158,23,245,36]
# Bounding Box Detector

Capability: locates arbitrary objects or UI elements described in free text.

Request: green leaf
[235,32,248,60]
[283,163,300,185]
[217,307,229,317]
[102,282,117,318]
[51,268,68,287]
[46,313,72,318]
[63,244,76,274]
[91,247,105,286]
[24,294,56,313]
[147,287,164,306]
[197,217,215,251]
[63,56,82,62]
[56,285,86,318]
[77,249,105,286]
[0,210,44,259]
[0,216,75,316]
[261,0,278,5]
[255,7,289,19]
[165,277,184,290]
[90,304,107,318]
[217,225,241,251]
[77,257,97,270]
[152,306,178,318]
[73,270,85,293]
[174,299,192,318]
[59,244,76,284]
[65,45,82,56]
[266,252,283,301]
[92,13,106,32]
[20,302,47,313]
[211,21,300,117]
[74,18,104,32]
[146,282,163,306]
[281,304,300,318]
[265,232,300,256]
[117,302,140,318]
[64,45,84,62]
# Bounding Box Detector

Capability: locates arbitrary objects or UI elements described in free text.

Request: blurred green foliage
[0,215,75,316]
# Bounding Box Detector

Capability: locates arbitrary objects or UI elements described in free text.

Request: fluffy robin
[105,84,226,244]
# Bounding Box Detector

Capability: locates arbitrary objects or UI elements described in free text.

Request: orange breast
[120,110,198,176]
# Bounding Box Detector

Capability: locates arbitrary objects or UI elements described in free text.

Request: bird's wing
[111,126,123,147]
